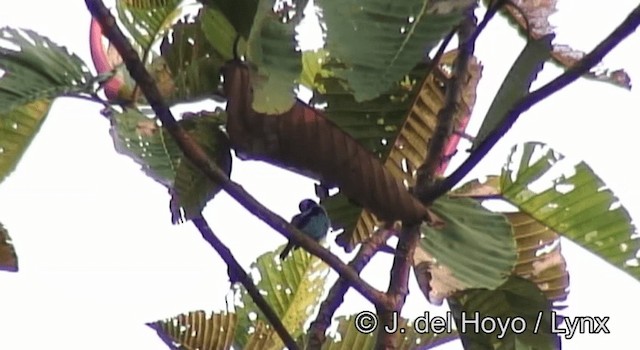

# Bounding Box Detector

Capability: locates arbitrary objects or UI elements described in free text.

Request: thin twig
[192,217,298,349]
[425,2,640,201]
[307,228,395,349]
[84,0,389,308]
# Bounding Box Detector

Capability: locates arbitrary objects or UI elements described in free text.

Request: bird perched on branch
[279,199,330,261]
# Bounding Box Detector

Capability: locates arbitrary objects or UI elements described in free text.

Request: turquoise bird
[279,199,330,260]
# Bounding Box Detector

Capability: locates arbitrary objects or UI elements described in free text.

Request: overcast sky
[0,1,639,349]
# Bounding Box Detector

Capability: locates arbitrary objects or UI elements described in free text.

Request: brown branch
[414,4,482,201]
[425,2,640,201]
[84,0,389,308]
[192,217,297,349]
[307,227,395,349]
[376,5,480,349]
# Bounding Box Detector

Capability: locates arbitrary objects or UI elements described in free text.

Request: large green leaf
[147,310,236,350]
[200,5,241,62]
[246,0,302,113]
[199,0,259,39]
[109,107,182,188]
[234,246,330,350]
[472,34,553,151]
[0,27,95,113]
[316,0,474,101]
[0,222,18,272]
[171,111,232,222]
[160,16,227,103]
[109,108,231,222]
[448,276,560,350]
[0,28,96,183]
[498,142,639,281]
[419,196,516,291]
[320,315,460,350]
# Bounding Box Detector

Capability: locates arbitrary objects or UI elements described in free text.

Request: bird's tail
[279,242,295,260]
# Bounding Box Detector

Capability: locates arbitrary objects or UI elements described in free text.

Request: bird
[279,199,330,261]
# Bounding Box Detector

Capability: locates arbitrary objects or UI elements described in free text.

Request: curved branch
[192,217,298,349]
[85,0,390,309]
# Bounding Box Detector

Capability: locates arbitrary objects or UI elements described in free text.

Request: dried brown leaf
[502,0,631,88]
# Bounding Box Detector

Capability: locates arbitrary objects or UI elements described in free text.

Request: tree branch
[425,2,640,201]
[84,0,389,308]
[192,217,297,349]
[375,5,480,349]
[307,227,395,349]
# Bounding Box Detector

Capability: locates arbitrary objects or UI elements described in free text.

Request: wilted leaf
[317,0,474,101]
[147,310,236,350]
[449,276,560,350]
[0,222,18,272]
[494,0,632,88]
[233,246,329,350]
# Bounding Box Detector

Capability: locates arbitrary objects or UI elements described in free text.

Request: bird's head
[298,199,318,212]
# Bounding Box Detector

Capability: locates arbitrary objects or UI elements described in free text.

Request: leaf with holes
[170,111,232,222]
[0,222,18,272]
[160,16,227,103]
[317,51,482,251]
[0,100,52,185]
[448,276,560,350]
[233,246,329,350]
[109,107,182,188]
[472,34,552,151]
[316,0,474,101]
[506,212,569,303]
[320,315,460,349]
[487,0,632,89]
[0,28,96,183]
[147,310,236,350]
[419,196,516,292]
[467,142,640,282]
[0,27,96,114]
[246,0,302,113]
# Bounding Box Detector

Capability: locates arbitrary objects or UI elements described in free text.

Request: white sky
[0,1,639,349]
